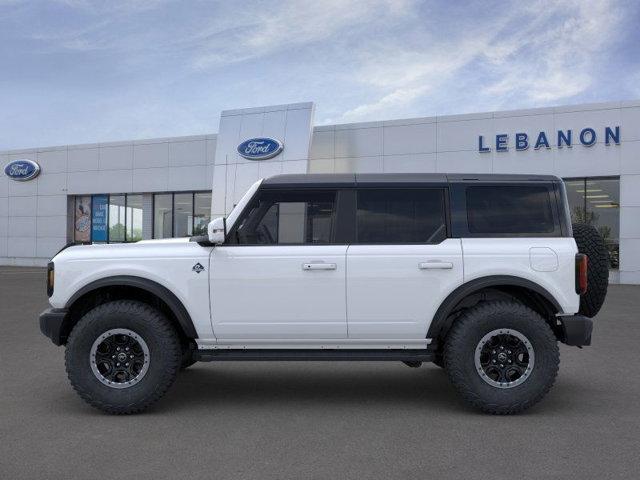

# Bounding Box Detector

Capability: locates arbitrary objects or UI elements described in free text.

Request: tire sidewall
[66,301,180,410]
[445,302,559,411]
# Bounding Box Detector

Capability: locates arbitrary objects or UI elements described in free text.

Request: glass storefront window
[174,193,193,237]
[194,192,212,236]
[154,194,173,239]
[152,191,212,239]
[108,195,126,242]
[74,196,92,242]
[91,195,109,242]
[564,177,620,269]
[73,191,210,243]
[126,194,143,242]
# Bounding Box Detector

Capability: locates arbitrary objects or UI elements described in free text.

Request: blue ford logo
[237,137,283,160]
[4,159,41,181]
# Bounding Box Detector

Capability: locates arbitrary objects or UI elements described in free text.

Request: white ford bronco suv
[39,173,608,414]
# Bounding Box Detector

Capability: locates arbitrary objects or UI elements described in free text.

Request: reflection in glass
[588,178,619,268]
[154,194,172,239]
[126,194,143,242]
[174,193,193,237]
[236,191,335,244]
[194,192,212,236]
[108,195,126,242]
[564,177,619,269]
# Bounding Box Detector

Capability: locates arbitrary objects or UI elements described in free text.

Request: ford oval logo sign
[4,159,41,181]
[237,137,283,160]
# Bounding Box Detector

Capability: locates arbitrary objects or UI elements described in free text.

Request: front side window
[233,190,336,245]
[466,186,555,235]
[356,189,446,244]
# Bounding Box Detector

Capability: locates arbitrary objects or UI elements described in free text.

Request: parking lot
[1,266,639,479]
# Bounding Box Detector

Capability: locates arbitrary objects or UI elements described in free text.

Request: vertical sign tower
[210,102,315,218]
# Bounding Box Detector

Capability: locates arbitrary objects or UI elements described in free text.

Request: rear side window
[356,189,446,243]
[466,186,555,234]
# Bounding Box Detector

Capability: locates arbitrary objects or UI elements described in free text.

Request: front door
[210,188,347,340]
[346,188,463,339]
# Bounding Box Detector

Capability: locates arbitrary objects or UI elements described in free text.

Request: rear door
[210,188,348,340]
[346,188,463,339]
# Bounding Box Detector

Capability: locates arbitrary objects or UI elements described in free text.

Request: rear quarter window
[466,185,556,235]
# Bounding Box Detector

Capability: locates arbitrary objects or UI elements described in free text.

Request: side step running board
[195,349,434,362]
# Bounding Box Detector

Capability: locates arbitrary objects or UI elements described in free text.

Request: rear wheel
[65,300,181,414]
[444,301,559,414]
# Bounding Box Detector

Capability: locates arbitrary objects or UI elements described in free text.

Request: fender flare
[427,275,562,341]
[65,275,198,339]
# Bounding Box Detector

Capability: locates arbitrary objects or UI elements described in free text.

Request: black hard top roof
[261,173,560,188]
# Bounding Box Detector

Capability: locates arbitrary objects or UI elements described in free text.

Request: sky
[1,0,639,150]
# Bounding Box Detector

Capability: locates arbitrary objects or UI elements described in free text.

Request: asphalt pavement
[1,266,639,479]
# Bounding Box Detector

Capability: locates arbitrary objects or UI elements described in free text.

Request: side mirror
[208,217,226,245]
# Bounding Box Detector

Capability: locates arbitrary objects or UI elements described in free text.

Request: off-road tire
[444,301,559,414]
[572,222,609,318]
[65,300,181,414]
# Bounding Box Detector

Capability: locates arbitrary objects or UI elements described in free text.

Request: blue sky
[1,0,639,150]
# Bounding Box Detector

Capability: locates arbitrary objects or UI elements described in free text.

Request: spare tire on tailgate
[572,223,609,317]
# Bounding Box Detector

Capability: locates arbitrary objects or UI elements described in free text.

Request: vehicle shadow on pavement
[157,363,463,410]
[152,362,597,416]
[44,361,598,417]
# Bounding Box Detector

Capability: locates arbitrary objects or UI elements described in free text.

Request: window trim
[353,186,450,245]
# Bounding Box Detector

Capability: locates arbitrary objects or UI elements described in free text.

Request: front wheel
[65,300,182,414]
[444,301,559,414]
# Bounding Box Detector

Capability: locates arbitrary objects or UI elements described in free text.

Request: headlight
[47,262,54,297]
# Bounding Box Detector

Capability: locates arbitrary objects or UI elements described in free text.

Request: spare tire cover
[572,223,609,318]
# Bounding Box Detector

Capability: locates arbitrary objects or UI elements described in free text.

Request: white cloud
[334,0,625,122]
[481,0,621,104]
[191,0,413,69]
[0,0,634,149]
[338,36,492,121]
[339,85,429,121]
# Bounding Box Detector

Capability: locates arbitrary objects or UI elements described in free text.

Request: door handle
[419,261,453,270]
[302,263,337,271]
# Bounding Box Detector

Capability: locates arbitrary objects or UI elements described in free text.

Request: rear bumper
[39,308,69,346]
[558,314,593,347]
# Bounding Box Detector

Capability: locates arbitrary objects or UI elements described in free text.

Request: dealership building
[1,100,639,283]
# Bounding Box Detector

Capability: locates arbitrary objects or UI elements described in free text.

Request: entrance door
[346,188,463,339]
[210,188,347,340]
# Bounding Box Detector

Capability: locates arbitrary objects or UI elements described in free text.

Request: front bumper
[39,308,69,346]
[558,314,593,347]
